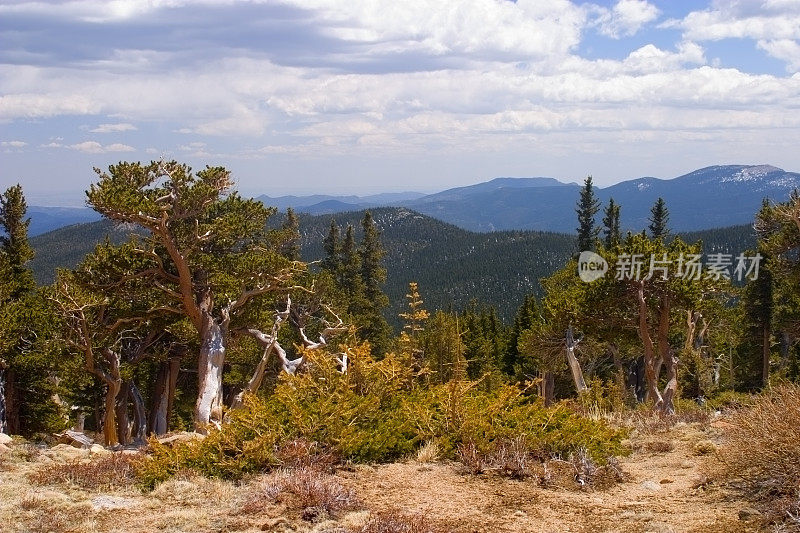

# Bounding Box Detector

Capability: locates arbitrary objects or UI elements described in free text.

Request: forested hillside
[29,208,755,324]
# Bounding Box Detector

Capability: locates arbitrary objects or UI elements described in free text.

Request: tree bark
[637,282,663,409]
[539,371,555,407]
[0,364,6,434]
[115,381,131,446]
[565,326,588,393]
[98,349,122,447]
[149,362,169,436]
[194,316,225,431]
[661,350,678,415]
[129,382,147,445]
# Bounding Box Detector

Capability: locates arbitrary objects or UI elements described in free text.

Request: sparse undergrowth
[29,452,139,491]
[355,510,455,533]
[243,466,360,521]
[712,383,800,528]
[135,350,629,490]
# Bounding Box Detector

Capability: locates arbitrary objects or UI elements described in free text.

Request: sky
[2,0,800,205]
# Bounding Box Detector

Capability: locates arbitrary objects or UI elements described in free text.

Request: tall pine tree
[648,197,669,240]
[358,212,391,356]
[576,175,600,252]
[322,219,341,273]
[602,198,621,248]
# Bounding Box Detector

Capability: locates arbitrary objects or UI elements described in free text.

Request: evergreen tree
[322,219,341,273]
[0,185,61,436]
[281,207,301,261]
[340,224,365,306]
[398,282,429,361]
[504,295,539,375]
[648,197,670,240]
[358,212,391,355]
[576,175,600,252]
[0,184,35,294]
[602,198,621,249]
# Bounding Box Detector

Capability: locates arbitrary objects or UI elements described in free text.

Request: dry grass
[243,467,361,520]
[28,453,138,491]
[355,510,455,533]
[414,441,440,464]
[456,438,626,489]
[641,439,675,453]
[276,438,339,471]
[15,492,93,533]
[712,384,800,526]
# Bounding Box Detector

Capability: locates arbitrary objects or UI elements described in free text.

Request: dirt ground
[0,420,765,533]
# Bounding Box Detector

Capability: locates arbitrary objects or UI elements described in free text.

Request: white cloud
[663,1,800,41]
[284,0,588,58]
[1,140,27,148]
[68,141,136,153]
[595,0,660,39]
[758,39,800,72]
[90,122,137,133]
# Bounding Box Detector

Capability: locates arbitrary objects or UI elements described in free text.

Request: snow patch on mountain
[721,165,782,183]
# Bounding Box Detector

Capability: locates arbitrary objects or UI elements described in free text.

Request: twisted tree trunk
[195,315,225,431]
[115,381,131,446]
[565,326,588,393]
[129,382,147,444]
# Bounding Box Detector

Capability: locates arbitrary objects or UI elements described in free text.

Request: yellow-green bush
[136,347,628,489]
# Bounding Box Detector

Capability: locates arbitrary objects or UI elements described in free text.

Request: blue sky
[2,0,800,205]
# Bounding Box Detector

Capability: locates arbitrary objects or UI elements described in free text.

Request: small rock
[641,480,661,491]
[157,432,205,446]
[44,443,89,461]
[0,443,10,454]
[0,433,12,445]
[659,478,674,484]
[738,507,762,521]
[512,510,527,518]
[90,444,111,455]
[55,430,93,449]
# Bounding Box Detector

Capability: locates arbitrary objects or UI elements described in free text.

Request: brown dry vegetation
[0,413,774,533]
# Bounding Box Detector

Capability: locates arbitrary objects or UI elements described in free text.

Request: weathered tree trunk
[660,350,678,415]
[149,362,169,436]
[565,326,588,393]
[0,364,6,434]
[129,382,147,444]
[539,371,555,407]
[98,349,122,447]
[194,316,226,431]
[149,356,182,436]
[231,344,273,410]
[655,297,671,383]
[115,381,131,446]
[637,283,663,409]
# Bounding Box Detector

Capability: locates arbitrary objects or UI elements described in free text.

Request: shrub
[713,383,800,525]
[136,347,629,487]
[29,453,137,490]
[242,467,360,520]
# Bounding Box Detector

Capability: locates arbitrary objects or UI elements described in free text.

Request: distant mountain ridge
[25,164,800,235]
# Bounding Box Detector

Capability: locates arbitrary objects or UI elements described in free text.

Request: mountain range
[264,165,800,233]
[23,164,799,236]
